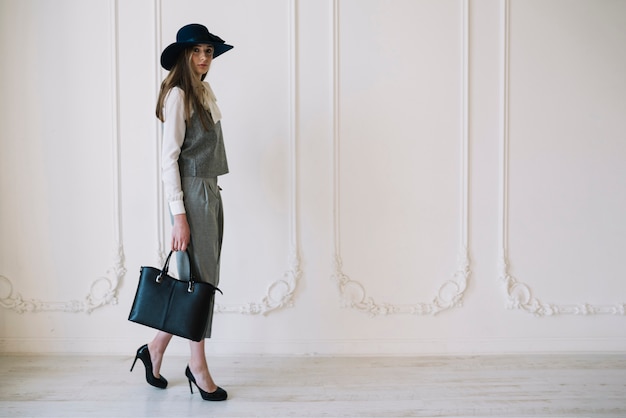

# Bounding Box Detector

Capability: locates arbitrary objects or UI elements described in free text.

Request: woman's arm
[161,87,191,251]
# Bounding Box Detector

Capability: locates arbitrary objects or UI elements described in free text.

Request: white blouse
[161,82,222,215]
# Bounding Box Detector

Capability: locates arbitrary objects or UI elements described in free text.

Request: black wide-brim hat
[161,23,233,70]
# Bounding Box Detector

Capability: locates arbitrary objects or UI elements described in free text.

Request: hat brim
[160,42,233,70]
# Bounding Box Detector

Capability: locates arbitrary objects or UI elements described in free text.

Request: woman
[130,23,233,402]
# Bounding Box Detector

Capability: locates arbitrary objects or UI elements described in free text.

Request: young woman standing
[131,23,233,402]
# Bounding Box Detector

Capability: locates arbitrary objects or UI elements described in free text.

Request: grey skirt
[175,176,224,339]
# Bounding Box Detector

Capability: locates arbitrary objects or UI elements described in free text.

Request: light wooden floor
[0,354,624,417]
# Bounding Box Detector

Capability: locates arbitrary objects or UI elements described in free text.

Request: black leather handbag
[128,251,221,342]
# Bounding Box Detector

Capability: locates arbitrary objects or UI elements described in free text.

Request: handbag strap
[160,250,223,295]
[161,250,196,281]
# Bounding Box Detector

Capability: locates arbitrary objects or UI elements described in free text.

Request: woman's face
[190,44,214,78]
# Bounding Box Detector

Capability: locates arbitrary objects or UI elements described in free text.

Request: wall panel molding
[497,0,625,316]
[216,0,301,315]
[153,0,167,263]
[0,0,125,314]
[331,0,470,316]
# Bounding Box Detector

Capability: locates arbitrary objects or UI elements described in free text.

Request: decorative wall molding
[0,0,126,314]
[331,0,470,316]
[215,248,301,315]
[151,0,302,315]
[216,0,301,315]
[0,247,124,314]
[497,0,625,317]
[153,0,167,264]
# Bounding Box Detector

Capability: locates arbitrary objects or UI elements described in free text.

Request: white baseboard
[2,337,626,356]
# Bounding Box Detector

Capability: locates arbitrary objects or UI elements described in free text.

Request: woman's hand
[171,214,190,251]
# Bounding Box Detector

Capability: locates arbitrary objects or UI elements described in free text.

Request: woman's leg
[148,331,173,378]
[188,339,218,392]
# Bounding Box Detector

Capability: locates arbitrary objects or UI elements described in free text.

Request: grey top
[178,109,229,178]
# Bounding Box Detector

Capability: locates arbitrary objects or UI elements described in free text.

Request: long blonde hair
[155,47,211,129]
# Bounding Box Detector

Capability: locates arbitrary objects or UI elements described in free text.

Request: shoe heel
[130,356,138,372]
[188,378,194,394]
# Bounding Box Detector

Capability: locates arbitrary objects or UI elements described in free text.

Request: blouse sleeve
[161,87,187,215]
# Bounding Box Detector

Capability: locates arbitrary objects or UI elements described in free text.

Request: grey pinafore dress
[175,107,228,339]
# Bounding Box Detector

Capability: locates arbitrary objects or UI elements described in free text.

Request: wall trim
[330,0,470,316]
[214,0,301,315]
[497,0,625,316]
[3,336,626,356]
[153,0,167,263]
[0,0,125,314]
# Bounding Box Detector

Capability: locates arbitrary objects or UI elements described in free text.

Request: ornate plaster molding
[333,251,469,316]
[217,0,301,315]
[499,257,625,316]
[497,0,624,316]
[0,245,125,314]
[0,0,125,314]
[331,0,471,316]
[215,250,302,315]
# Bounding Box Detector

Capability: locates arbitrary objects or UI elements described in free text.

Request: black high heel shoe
[185,365,227,401]
[130,344,168,389]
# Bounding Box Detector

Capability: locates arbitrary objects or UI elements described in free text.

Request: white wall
[1,0,625,356]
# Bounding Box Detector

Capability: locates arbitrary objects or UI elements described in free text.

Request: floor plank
[0,354,624,417]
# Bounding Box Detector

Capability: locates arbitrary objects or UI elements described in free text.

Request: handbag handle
[156,250,222,295]
[157,250,186,281]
